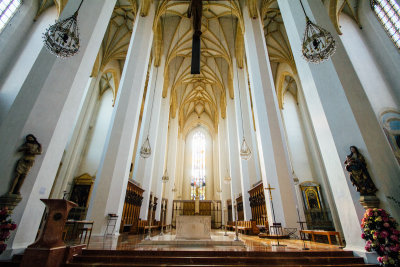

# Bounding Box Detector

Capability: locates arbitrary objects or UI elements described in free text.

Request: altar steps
[62,250,378,267]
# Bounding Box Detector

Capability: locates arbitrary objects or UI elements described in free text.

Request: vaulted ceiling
[155,1,243,135]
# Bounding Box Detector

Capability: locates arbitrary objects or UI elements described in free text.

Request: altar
[175,215,211,240]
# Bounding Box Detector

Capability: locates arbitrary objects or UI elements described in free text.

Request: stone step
[63,264,378,267]
[71,255,366,265]
[81,249,355,257]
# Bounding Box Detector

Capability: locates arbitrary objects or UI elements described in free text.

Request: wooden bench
[232,221,260,235]
[225,221,234,231]
[137,220,159,233]
[300,230,343,246]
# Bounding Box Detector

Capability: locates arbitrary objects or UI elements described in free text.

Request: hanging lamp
[43,0,84,58]
[240,138,252,160]
[140,136,151,158]
[230,0,252,160]
[140,63,160,158]
[300,0,336,63]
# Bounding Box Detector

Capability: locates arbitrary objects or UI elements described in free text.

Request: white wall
[77,89,114,176]
[0,6,57,125]
[281,91,314,180]
[339,14,400,116]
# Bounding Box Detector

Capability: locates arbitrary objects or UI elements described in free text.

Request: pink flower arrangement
[0,207,17,255]
[361,208,400,267]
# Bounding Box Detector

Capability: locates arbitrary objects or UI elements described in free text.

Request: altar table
[176,215,211,240]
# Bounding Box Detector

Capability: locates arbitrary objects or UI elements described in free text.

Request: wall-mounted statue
[9,134,42,195]
[344,146,378,196]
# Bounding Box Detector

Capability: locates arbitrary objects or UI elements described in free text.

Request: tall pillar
[87,1,156,235]
[242,2,298,228]
[0,0,116,255]
[218,117,229,224]
[150,59,171,220]
[136,57,165,220]
[231,59,252,220]
[226,94,241,220]
[165,117,179,225]
[278,0,400,251]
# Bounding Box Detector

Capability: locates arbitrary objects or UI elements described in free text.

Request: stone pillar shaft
[87,1,156,235]
[242,3,298,228]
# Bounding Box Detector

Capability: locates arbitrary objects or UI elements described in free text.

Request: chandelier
[300,0,336,63]
[162,170,169,183]
[224,176,232,185]
[140,136,151,158]
[140,63,160,158]
[43,0,84,58]
[230,0,252,160]
[240,138,252,160]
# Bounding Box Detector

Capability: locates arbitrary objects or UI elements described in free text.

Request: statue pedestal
[0,193,22,213]
[21,199,77,267]
[360,195,380,210]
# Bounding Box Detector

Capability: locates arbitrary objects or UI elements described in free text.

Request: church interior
[0,0,399,266]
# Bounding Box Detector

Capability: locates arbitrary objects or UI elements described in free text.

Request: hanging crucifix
[188,0,202,74]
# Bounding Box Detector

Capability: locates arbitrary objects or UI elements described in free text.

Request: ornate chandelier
[230,1,252,160]
[162,170,169,183]
[43,0,84,58]
[300,0,336,63]
[240,138,252,160]
[224,176,231,185]
[140,63,160,159]
[140,136,151,158]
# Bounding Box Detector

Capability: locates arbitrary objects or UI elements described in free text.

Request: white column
[243,62,262,185]
[165,117,179,225]
[218,118,229,224]
[242,2,298,228]
[137,59,165,220]
[232,59,252,221]
[226,94,241,220]
[278,0,400,252]
[151,58,170,220]
[0,0,116,255]
[87,1,156,235]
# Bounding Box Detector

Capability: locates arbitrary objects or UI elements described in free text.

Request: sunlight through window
[0,0,21,33]
[372,0,400,49]
[191,131,206,200]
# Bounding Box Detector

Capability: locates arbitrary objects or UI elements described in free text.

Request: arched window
[371,0,400,49]
[191,131,206,200]
[0,0,22,33]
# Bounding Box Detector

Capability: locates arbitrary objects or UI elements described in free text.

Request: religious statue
[9,134,42,195]
[187,0,203,37]
[344,146,378,196]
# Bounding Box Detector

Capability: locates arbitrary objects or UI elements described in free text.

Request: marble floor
[86,229,344,252]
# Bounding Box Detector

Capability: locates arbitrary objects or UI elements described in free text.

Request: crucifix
[265,183,286,247]
[187,0,202,74]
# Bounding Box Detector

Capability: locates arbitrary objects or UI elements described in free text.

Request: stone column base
[359,195,380,210]
[0,193,22,213]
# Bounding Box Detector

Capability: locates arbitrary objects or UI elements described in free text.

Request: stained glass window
[0,0,21,33]
[191,131,206,200]
[371,0,400,49]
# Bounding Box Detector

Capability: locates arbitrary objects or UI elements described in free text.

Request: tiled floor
[86,229,344,252]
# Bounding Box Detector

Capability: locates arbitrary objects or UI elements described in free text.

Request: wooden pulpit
[21,199,77,267]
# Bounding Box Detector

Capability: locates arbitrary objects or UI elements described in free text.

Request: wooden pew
[232,221,260,235]
[300,230,343,246]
